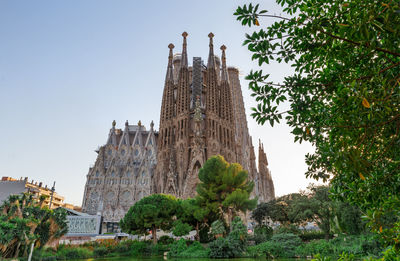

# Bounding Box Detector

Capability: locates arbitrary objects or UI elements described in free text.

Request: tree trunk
[14,242,21,258]
[228,208,233,232]
[152,225,157,245]
[325,233,330,241]
[243,210,248,227]
[195,222,200,241]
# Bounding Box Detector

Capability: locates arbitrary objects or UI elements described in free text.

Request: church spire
[166,43,174,82]
[181,32,188,69]
[207,32,216,69]
[220,45,229,83]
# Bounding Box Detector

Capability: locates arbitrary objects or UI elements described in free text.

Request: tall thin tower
[155,32,274,201]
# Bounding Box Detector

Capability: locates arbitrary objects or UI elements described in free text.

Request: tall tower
[155,32,275,200]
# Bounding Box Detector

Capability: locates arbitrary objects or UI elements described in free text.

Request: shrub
[113,241,130,254]
[296,239,334,257]
[380,247,400,261]
[168,240,209,258]
[247,241,285,258]
[361,235,383,256]
[56,247,93,260]
[158,235,174,245]
[96,238,118,249]
[30,248,57,261]
[296,234,383,258]
[168,238,188,257]
[299,231,326,241]
[210,219,226,238]
[247,233,302,258]
[274,224,301,235]
[209,218,249,258]
[93,246,109,257]
[209,237,236,258]
[148,243,169,256]
[251,225,273,244]
[329,235,364,255]
[129,240,149,256]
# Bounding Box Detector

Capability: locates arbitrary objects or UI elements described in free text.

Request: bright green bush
[329,235,365,256]
[148,242,169,256]
[209,237,236,258]
[168,240,209,258]
[168,238,187,257]
[30,248,57,261]
[296,234,383,258]
[296,239,335,257]
[360,235,383,256]
[247,233,302,258]
[210,219,226,237]
[251,225,273,244]
[56,247,93,260]
[247,240,285,258]
[93,246,108,257]
[113,241,131,254]
[379,247,400,261]
[209,217,249,258]
[129,240,149,256]
[299,231,327,241]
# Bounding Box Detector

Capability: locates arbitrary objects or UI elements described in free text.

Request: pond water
[76,257,307,261]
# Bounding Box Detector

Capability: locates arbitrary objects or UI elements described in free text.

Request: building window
[106,222,120,233]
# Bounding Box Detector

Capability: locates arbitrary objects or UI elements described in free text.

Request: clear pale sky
[0,0,318,206]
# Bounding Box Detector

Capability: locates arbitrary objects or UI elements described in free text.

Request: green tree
[306,185,333,240]
[210,219,226,238]
[235,0,400,249]
[172,220,192,237]
[120,194,177,244]
[174,198,208,240]
[0,193,68,258]
[333,201,366,235]
[252,192,310,227]
[209,217,248,258]
[196,155,257,228]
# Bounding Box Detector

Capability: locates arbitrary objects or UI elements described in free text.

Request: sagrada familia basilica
[82,32,275,230]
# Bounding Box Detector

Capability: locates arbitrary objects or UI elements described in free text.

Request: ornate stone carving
[82,33,275,228]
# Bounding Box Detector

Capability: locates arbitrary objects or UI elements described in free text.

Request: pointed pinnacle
[220,45,226,51]
[182,31,188,38]
[168,43,175,49]
[208,32,214,38]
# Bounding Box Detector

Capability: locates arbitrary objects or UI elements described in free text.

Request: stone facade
[81,121,157,224]
[82,32,275,226]
[155,32,275,201]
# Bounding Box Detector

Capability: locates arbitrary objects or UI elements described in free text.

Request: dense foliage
[209,217,248,258]
[252,185,365,239]
[0,193,68,258]
[174,197,207,240]
[120,194,177,244]
[235,0,400,249]
[168,239,209,258]
[196,155,257,226]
